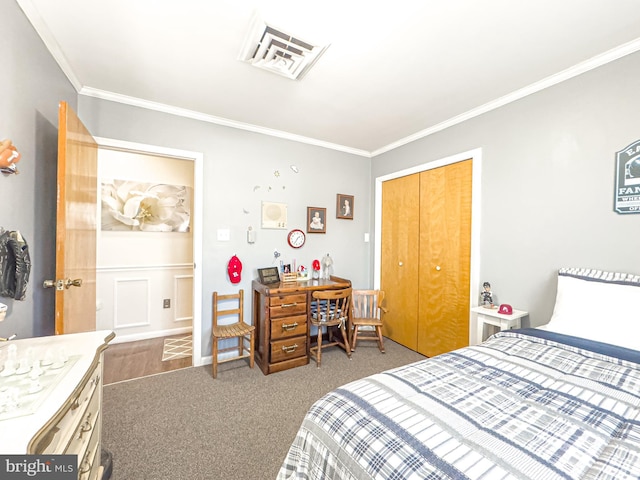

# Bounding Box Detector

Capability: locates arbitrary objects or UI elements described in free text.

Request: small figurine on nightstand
[481,281,494,307]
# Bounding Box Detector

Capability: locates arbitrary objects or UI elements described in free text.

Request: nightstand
[472,306,529,343]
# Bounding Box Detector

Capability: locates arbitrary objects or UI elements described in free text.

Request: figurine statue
[321,253,333,280]
[481,281,494,307]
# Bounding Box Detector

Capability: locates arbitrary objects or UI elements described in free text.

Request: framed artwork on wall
[261,202,288,229]
[336,194,354,219]
[307,207,326,233]
[101,180,192,232]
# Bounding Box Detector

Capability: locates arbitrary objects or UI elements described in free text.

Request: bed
[278,268,640,479]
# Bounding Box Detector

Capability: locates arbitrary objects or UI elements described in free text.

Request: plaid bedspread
[277,330,640,479]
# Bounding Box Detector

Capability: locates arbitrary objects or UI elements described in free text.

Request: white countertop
[0,330,113,454]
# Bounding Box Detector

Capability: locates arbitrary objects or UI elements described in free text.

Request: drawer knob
[281,322,299,331]
[79,454,92,475]
[78,412,93,439]
[281,344,298,354]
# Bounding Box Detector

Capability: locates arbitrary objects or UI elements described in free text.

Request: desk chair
[211,289,254,378]
[351,289,387,353]
[309,288,352,368]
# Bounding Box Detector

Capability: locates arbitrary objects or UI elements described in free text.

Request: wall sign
[614,139,640,214]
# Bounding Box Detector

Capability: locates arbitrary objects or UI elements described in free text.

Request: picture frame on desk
[258,267,280,285]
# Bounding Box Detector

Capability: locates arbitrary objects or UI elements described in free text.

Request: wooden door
[380,174,420,350]
[417,160,472,357]
[54,102,98,334]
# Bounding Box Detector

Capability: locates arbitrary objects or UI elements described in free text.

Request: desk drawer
[269,294,307,318]
[271,314,307,340]
[271,336,306,363]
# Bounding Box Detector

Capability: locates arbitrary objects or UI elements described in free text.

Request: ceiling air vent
[238,17,329,80]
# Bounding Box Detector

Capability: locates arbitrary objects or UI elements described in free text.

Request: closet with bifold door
[381,159,472,357]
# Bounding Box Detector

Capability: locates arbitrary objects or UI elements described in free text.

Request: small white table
[472,306,529,343]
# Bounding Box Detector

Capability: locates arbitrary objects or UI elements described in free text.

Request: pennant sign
[614,139,640,214]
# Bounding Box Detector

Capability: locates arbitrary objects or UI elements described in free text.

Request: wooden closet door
[380,174,420,351]
[417,159,472,357]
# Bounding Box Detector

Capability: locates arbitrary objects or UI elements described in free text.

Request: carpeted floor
[102,338,426,479]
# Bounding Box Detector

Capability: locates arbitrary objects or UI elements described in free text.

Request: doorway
[95,137,204,379]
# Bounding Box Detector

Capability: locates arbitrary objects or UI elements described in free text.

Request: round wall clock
[287,229,306,248]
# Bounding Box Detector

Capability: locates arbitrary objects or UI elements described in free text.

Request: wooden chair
[350,290,387,353]
[309,288,352,368]
[211,289,254,378]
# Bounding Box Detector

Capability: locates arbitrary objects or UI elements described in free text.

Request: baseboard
[111,326,192,344]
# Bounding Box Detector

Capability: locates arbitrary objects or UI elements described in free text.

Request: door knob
[66,278,83,288]
[43,278,83,290]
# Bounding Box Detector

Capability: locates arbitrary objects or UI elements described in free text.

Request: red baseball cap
[498,304,513,315]
[227,255,242,284]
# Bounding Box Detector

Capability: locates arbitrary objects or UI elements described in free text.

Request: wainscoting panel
[174,275,193,322]
[114,278,150,328]
[97,264,193,342]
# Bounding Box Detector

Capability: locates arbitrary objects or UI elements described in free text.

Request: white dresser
[0,330,114,479]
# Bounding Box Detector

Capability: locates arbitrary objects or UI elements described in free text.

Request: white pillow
[544,268,640,350]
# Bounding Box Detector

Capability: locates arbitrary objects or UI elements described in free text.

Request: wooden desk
[252,275,351,375]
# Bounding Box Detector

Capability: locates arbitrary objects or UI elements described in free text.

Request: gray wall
[0,1,77,339]
[77,96,372,355]
[372,50,640,327]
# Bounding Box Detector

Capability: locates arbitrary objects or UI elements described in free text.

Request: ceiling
[18,0,640,157]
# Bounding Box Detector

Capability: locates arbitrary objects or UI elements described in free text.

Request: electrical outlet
[163,299,170,309]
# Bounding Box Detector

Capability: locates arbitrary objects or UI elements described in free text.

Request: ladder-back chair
[211,289,255,378]
[351,289,387,353]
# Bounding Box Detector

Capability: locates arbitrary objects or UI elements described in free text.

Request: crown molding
[18,0,640,159]
[371,37,640,157]
[79,87,371,158]
[17,0,83,92]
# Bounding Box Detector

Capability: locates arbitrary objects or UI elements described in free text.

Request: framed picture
[261,202,287,229]
[307,207,326,234]
[336,194,354,220]
[257,267,280,285]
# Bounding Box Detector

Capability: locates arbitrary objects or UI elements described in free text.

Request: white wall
[96,148,194,341]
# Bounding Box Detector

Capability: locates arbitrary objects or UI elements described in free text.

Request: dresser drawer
[271,336,307,363]
[271,314,307,340]
[65,384,100,456]
[35,362,102,454]
[78,417,102,480]
[269,293,307,318]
